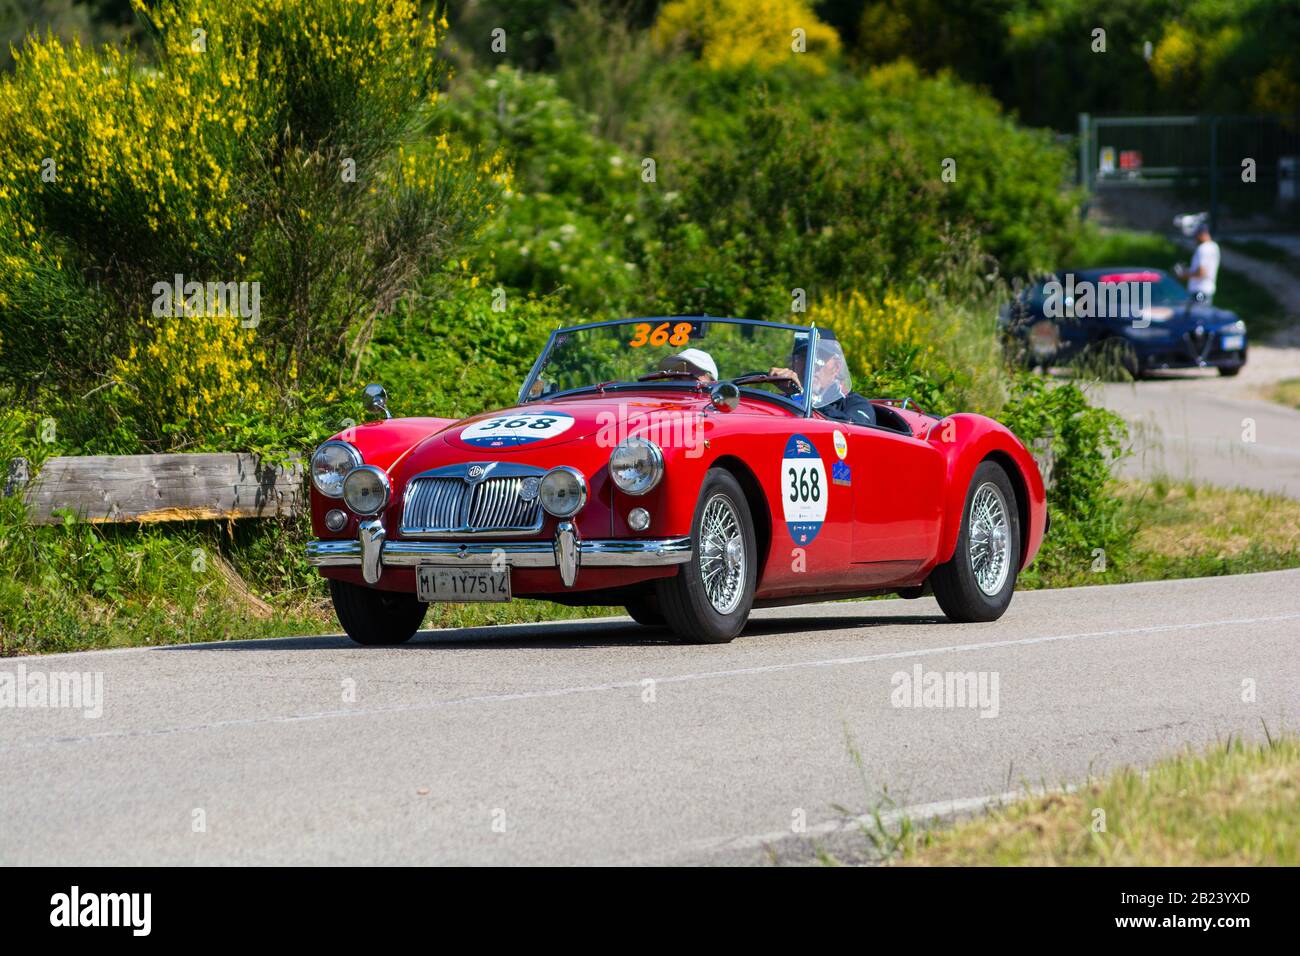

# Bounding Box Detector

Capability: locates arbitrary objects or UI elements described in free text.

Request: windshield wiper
[729,371,799,389]
[636,370,704,383]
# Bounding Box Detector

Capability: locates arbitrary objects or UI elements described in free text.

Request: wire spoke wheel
[967,481,1010,596]
[697,493,745,615]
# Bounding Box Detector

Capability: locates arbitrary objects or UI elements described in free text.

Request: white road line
[22,567,1300,661]
[7,611,1299,749]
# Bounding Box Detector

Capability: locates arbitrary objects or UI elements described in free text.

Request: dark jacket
[816,392,876,426]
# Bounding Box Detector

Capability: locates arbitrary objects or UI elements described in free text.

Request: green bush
[998,373,1134,584]
[639,62,1078,319]
[848,0,1300,129]
[367,278,566,420]
[435,66,660,313]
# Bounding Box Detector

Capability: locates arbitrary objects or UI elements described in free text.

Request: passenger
[658,348,718,384]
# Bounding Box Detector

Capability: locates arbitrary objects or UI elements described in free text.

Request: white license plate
[417,566,511,603]
[1220,333,1244,351]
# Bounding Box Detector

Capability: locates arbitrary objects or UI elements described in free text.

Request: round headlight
[342,465,391,516]
[311,440,361,498]
[608,437,663,495]
[539,466,587,518]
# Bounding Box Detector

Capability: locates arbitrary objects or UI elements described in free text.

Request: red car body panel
[310,387,1047,602]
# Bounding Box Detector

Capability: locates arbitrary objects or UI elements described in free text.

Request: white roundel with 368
[780,433,828,544]
[459,411,575,447]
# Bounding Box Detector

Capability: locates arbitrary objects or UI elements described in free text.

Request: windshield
[522,318,814,409]
[1026,272,1190,312]
[1144,274,1192,306]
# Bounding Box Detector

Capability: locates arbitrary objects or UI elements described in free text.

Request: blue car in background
[1000,267,1248,378]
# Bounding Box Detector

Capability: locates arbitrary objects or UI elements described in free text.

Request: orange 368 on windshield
[628,321,692,348]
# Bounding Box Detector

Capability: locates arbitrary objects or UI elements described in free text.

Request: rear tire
[329,579,427,646]
[931,461,1020,623]
[1217,365,1241,377]
[655,469,757,644]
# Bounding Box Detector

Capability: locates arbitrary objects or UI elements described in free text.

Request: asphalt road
[1090,345,1300,499]
[4,568,1297,865]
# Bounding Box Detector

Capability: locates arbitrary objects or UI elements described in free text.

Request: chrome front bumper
[306,521,692,588]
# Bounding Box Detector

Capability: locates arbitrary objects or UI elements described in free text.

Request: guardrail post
[4,457,29,498]
[1078,112,1091,192]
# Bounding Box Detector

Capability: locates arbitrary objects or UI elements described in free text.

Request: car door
[839,420,945,585]
[742,415,856,601]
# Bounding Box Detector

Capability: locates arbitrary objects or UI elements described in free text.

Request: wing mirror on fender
[362,383,391,420]
[709,381,739,413]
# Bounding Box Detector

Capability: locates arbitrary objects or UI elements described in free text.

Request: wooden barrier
[11,453,304,525]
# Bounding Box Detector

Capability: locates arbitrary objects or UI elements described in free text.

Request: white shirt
[1188,240,1220,297]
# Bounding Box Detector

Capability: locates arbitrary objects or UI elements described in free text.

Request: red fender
[922,413,1047,571]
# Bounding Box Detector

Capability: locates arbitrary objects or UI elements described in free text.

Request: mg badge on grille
[467,464,486,481]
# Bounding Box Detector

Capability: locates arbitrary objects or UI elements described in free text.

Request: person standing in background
[1176,221,1220,304]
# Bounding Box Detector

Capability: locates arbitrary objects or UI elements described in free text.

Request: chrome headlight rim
[608,437,664,496]
[310,439,362,499]
[342,464,391,516]
[539,465,588,518]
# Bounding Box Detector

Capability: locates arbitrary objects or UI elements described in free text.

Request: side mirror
[363,383,391,420]
[709,381,739,413]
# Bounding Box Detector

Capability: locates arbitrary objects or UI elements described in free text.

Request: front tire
[329,579,427,646]
[655,469,757,644]
[624,596,665,627]
[931,461,1020,623]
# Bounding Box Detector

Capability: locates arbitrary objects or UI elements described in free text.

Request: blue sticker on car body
[780,433,827,544]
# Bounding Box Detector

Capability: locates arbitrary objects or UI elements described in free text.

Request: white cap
[660,347,718,380]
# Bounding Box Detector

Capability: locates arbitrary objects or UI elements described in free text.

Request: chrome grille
[400,465,544,536]
[403,478,464,531]
[467,476,539,530]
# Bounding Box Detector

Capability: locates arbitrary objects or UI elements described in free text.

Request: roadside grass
[1072,226,1289,340]
[0,500,615,656]
[1215,267,1290,341]
[1268,377,1300,410]
[1072,226,1179,269]
[1221,238,1300,276]
[4,478,1296,656]
[1023,479,1300,590]
[893,734,1299,865]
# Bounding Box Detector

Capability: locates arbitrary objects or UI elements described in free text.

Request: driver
[658,348,718,384]
[769,332,876,426]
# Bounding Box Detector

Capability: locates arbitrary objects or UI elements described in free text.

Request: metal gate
[1078,113,1300,231]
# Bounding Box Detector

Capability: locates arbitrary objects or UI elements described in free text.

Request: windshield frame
[517,316,818,417]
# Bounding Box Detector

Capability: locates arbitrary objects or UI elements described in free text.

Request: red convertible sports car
[306,317,1047,645]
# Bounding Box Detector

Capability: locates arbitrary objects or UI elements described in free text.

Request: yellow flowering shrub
[809,290,936,381]
[1253,60,1300,114]
[114,310,269,443]
[1149,23,1198,90]
[654,0,841,74]
[0,36,244,262]
[0,0,501,450]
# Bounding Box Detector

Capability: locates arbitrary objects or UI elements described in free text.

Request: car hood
[424,391,711,458]
[1156,301,1241,330]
